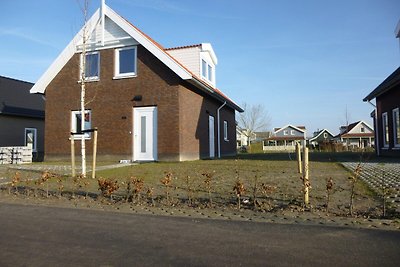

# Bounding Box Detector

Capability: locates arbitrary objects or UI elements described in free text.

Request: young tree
[237,103,270,150]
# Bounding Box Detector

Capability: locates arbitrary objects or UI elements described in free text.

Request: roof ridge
[165,44,202,50]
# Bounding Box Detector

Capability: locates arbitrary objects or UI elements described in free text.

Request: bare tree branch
[237,102,271,143]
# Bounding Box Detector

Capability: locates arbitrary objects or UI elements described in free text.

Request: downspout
[367,100,379,156]
[217,101,227,158]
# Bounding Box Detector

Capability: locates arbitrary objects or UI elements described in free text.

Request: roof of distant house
[0,75,44,119]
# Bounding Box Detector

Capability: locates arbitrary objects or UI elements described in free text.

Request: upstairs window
[283,130,288,135]
[290,130,295,135]
[393,108,400,147]
[201,59,213,83]
[71,110,92,139]
[81,52,100,81]
[360,127,365,133]
[115,46,137,78]
[382,112,389,147]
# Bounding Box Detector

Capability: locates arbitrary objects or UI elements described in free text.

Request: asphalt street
[0,203,399,266]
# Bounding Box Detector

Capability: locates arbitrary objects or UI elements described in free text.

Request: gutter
[367,100,379,156]
[217,101,227,158]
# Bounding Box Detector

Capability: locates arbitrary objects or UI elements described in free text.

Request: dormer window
[201,59,213,83]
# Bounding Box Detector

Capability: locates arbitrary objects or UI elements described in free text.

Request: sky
[1,0,399,136]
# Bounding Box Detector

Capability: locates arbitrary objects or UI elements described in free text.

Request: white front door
[209,115,215,158]
[133,107,157,161]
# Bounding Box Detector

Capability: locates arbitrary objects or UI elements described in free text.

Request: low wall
[0,146,32,164]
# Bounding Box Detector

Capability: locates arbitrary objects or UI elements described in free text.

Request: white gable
[79,16,138,51]
[348,121,373,134]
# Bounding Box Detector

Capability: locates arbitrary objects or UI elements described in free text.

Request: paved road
[0,203,399,267]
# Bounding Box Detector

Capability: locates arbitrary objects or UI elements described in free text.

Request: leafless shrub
[146,187,155,206]
[348,163,362,216]
[36,171,53,198]
[98,178,119,200]
[233,179,245,209]
[9,172,21,195]
[202,172,214,206]
[260,183,277,210]
[326,177,334,214]
[126,176,144,203]
[56,176,64,198]
[160,172,173,204]
[184,175,195,206]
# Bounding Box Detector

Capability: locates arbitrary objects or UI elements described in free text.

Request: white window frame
[323,132,328,138]
[201,58,214,84]
[290,130,295,135]
[393,108,400,148]
[24,128,37,152]
[360,127,365,133]
[223,120,228,141]
[114,46,137,79]
[382,112,389,148]
[283,130,288,136]
[71,110,92,140]
[80,51,100,81]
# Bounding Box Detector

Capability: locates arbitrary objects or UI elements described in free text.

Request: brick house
[363,20,400,157]
[0,76,45,160]
[363,67,400,156]
[30,3,242,162]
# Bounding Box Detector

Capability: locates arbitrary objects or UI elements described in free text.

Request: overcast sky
[1,0,399,135]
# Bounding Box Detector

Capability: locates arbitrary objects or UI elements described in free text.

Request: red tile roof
[165,44,202,50]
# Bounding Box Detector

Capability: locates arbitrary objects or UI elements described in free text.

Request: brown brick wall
[178,83,237,160]
[44,45,237,161]
[376,86,400,156]
[45,45,181,161]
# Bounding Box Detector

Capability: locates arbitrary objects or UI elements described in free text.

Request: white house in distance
[263,125,306,151]
[335,121,374,149]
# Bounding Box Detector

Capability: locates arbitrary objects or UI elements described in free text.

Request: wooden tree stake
[92,128,98,179]
[303,146,309,206]
[296,142,302,174]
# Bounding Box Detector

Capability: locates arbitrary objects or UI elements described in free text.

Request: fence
[0,146,32,164]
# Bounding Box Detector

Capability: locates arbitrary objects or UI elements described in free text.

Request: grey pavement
[0,202,399,267]
[342,162,400,210]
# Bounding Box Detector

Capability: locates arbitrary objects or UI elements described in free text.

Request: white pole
[101,0,105,46]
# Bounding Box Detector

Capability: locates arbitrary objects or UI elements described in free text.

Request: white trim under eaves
[30,10,101,94]
[274,124,305,134]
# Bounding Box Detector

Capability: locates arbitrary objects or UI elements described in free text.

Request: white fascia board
[275,124,305,134]
[201,43,218,65]
[30,10,101,94]
[105,6,191,80]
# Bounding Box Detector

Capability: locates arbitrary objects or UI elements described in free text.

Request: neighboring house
[334,121,374,149]
[263,125,306,151]
[30,3,242,162]
[363,21,400,157]
[363,67,400,156]
[0,76,45,160]
[235,128,269,147]
[308,129,334,148]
